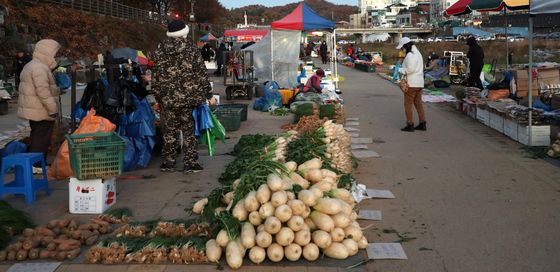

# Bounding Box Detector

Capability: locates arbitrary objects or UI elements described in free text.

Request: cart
[223,50,256,100]
[443,51,468,85]
[0,80,11,115]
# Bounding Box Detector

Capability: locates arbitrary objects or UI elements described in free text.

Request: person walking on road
[201,42,212,62]
[17,39,61,159]
[397,37,426,132]
[320,41,328,64]
[152,20,217,174]
[15,49,32,89]
[466,36,485,90]
[214,42,226,76]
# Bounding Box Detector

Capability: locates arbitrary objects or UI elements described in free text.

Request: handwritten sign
[366,189,395,199]
[352,150,381,158]
[367,243,408,260]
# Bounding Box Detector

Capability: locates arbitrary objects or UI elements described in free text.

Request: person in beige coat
[17,39,61,158]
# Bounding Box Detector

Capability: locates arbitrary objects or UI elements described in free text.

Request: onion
[312,230,332,249]
[248,211,262,226]
[284,243,302,261]
[271,191,288,207]
[264,216,282,234]
[275,227,295,246]
[205,239,222,262]
[274,204,293,223]
[266,243,284,262]
[225,240,243,269]
[249,246,266,264]
[244,191,260,212]
[342,239,359,256]
[259,202,275,219]
[216,229,229,247]
[256,184,271,204]
[302,243,320,261]
[324,242,349,259]
[294,229,311,246]
[267,174,284,191]
[256,231,273,248]
[287,199,306,216]
[287,216,305,232]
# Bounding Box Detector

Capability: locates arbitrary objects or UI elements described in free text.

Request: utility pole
[189,0,196,43]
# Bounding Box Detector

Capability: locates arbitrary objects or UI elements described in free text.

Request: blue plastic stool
[0,153,50,204]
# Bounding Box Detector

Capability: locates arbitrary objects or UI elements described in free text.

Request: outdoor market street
[1,62,560,272]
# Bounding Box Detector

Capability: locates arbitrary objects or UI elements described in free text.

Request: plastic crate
[214,107,243,131]
[67,132,126,180]
[217,104,248,121]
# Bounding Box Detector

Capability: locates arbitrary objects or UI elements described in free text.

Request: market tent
[199,33,218,42]
[530,0,560,14]
[469,0,528,11]
[223,29,269,43]
[444,0,473,17]
[271,2,335,31]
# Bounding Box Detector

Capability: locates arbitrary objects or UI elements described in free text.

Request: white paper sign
[352,150,381,158]
[344,127,360,132]
[358,210,382,220]
[367,243,408,260]
[351,137,373,144]
[346,121,360,126]
[349,132,360,138]
[351,144,369,150]
[366,189,395,199]
[346,117,360,121]
[8,263,62,272]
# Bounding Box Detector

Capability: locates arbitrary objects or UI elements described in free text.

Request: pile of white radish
[322,120,353,173]
[199,158,368,270]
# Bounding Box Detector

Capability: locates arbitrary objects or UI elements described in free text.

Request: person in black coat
[14,49,32,88]
[320,41,328,64]
[214,43,227,76]
[201,43,212,62]
[466,36,485,90]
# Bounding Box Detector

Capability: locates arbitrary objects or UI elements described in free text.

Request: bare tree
[148,0,174,15]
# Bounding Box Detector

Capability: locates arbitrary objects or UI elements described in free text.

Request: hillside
[224,0,358,28]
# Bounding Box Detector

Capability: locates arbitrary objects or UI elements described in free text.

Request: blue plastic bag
[55,72,71,90]
[253,81,282,112]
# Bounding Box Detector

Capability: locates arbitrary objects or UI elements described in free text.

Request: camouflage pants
[161,108,198,168]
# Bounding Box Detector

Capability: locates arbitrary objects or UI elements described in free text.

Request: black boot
[401,123,414,132]
[414,122,427,131]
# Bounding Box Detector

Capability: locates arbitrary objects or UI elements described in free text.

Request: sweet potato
[39,249,52,259]
[57,234,68,240]
[47,220,60,229]
[52,227,61,235]
[6,250,16,261]
[70,230,82,240]
[23,228,35,237]
[68,220,78,231]
[23,239,40,250]
[90,218,110,227]
[10,242,23,251]
[57,243,80,251]
[28,248,39,260]
[46,242,57,251]
[58,219,71,228]
[16,249,28,261]
[78,224,93,230]
[65,248,81,260]
[35,227,55,237]
[89,223,100,230]
[0,250,7,261]
[41,236,54,247]
[17,236,27,242]
[85,235,99,246]
[56,251,67,261]
[54,238,80,245]
[80,230,96,240]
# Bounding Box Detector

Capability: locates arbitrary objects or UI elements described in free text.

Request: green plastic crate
[214,107,243,131]
[217,104,248,121]
[67,132,126,180]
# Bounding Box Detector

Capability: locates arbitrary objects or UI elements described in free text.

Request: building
[349,13,362,28]
[396,2,431,27]
[430,0,459,22]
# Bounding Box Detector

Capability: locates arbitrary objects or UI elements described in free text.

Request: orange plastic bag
[488,89,510,101]
[48,110,116,181]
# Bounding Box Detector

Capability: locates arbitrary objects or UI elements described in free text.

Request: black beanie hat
[167,20,190,38]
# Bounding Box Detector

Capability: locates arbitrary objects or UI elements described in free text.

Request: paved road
[335,63,560,271]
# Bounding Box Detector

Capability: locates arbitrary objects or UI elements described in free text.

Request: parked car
[427,37,442,42]
[409,36,424,43]
[337,40,349,44]
[442,36,457,42]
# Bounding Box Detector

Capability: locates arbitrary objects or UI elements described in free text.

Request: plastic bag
[48,109,116,181]
[55,72,71,90]
[200,112,226,156]
[253,81,282,112]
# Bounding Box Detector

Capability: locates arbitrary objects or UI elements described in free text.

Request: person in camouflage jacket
[152,20,216,173]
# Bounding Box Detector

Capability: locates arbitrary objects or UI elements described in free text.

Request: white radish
[267,174,284,191]
[256,184,271,204]
[244,191,260,212]
[249,246,266,264]
[287,199,306,216]
[225,240,243,269]
[303,169,323,183]
[256,231,273,248]
[298,158,323,172]
[321,169,338,179]
[331,212,351,228]
[344,225,363,242]
[233,179,241,190]
[309,187,323,198]
[313,198,342,215]
[342,239,359,256]
[284,243,302,261]
[294,229,311,246]
[330,227,345,242]
[271,191,288,207]
[286,191,295,201]
[312,230,332,249]
[241,222,256,249]
[205,239,222,262]
[309,211,335,232]
[290,172,310,189]
[216,229,229,247]
[248,211,262,226]
[274,204,293,223]
[257,224,265,233]
[259,202,275,219]
[330,188,355,205]
[275,227,295,246]
[266,243,284,262]
[192,198,208,214]
[284,161,298,172]
[287,216,305,232]
[324,242,349,259]
[358,236,368,249]
[298,190,317,207]
[302,243,320,261]
[232,201,248,221]
[301,206,311,218]
[304,217,316,230]
[311,181,333,192]
[264,216,282,234]
[223,192,234,205]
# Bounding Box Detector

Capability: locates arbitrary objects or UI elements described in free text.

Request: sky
[219,0,357,9]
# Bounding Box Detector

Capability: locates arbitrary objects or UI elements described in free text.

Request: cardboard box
[516,90,539,98]
[476,107,490,126]
[504,119,518,141]
[515,69,538,92]
[69,177,116,214]
[466,103,477,119]
[537,68,560,87]
[517,125,551,146]
[489,112,504,133]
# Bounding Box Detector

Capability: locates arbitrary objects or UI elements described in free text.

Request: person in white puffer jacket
[397,37,427,132]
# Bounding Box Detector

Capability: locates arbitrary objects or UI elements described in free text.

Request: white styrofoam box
[300,77,308,85]
[518,125,551,146]
[213,94,220,105]
[205,61,217,70]
[466,103,477,119]
[504,119,518,141]
[476,108,490,126]
[69,177,116,214]
[489,112,504,133]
